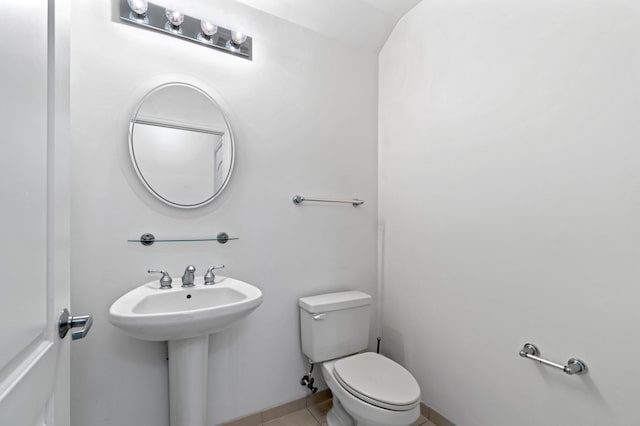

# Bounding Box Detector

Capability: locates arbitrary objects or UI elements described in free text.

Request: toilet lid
[333,352,420,411]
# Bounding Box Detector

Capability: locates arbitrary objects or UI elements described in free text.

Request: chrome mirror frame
[128,82,235,209]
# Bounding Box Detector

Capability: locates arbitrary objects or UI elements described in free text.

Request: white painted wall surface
[379,1,640,425]
[70,1,378,425]
[231,0,422,52]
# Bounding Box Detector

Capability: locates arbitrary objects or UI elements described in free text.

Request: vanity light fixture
[127,0,149,23]
[164,9,184,33]
[231,30,247,45]
[226,30,247,51]
[197,20,218,44]
[119,0,253,60]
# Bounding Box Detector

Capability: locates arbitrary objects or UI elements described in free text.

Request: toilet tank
[299,291,372,363]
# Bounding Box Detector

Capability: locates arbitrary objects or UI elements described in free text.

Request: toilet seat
[333,352,420,411]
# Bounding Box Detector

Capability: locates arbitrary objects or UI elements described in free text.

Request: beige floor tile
[308,399,332,424]
[263,408,319,426]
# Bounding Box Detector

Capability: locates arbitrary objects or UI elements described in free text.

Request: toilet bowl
[321,352,420,426]
[298,291,421,426]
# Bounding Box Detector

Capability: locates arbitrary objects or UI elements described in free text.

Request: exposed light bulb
[197,20,218,44]
[201,20,218,37]
[230,30,247,46]
[165,9,184,27]
[127,0,148,15]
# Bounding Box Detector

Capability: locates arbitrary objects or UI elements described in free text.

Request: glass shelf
[128,232,238,246]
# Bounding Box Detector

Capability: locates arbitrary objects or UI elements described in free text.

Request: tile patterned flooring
[262,399,437,426]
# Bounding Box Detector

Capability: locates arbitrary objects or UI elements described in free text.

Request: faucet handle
[148,269,173,289]
[204,264,225,285]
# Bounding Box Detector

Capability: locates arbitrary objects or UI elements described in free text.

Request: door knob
[58,308,93,340]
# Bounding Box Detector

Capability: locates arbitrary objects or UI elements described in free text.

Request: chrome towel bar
[519,343,587,375]
[292,195,364,206]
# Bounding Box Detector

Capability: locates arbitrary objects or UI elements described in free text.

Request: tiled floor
[262,399,437,426]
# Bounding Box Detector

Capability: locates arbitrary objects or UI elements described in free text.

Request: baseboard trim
[421,402,456,426]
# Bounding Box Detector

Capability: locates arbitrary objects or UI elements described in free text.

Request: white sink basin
[109,276,263,341]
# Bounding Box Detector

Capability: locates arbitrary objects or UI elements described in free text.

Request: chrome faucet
[148,269,173,289]
[204,264,225,285]
[181,265,196,287]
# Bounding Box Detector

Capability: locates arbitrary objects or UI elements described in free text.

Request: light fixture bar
[119,0,252,60]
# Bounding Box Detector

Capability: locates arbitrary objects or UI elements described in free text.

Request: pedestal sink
[109,276,263,426]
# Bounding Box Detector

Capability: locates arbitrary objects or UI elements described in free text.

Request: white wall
[379,0,640,425]
[70,1,378,425]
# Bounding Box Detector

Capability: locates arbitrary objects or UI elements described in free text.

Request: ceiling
[232,0,423,52]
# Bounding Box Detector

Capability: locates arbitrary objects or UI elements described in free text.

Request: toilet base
[327,398,414,426]
[322,356,420,426]
[327,402,409,426]
[326,397,355,426]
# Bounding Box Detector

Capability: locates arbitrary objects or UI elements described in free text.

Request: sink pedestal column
[168,335,209,426]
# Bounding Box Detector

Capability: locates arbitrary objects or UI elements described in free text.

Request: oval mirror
[129,82,235,208]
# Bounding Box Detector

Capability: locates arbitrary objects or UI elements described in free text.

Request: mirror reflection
[129,83,234,208]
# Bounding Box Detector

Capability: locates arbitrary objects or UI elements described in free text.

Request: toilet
[299,291,421,426]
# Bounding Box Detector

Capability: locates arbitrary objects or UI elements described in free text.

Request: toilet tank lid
[299,291,372,313]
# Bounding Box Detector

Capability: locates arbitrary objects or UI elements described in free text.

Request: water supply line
[300,360,317,393]
[376,222,386,353]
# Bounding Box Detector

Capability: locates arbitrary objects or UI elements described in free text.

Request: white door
[0,1,75,425]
